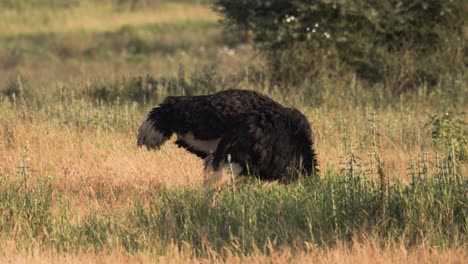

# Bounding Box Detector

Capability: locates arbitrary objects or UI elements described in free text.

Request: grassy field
[0,1,467,262]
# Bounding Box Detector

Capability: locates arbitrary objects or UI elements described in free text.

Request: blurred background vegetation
[1,0,465,163]
[1,0,466,157]
[0,0,466,105]
[215,1,466,91]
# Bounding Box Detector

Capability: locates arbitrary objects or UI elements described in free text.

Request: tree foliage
[214,0,466,91]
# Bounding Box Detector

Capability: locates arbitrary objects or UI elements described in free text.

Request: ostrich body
[137,89,318,188]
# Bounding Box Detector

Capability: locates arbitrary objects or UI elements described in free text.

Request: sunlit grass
[0,142,466,255]
[0,2,218,36]
[0,242,465,263]
[0,0,466,262]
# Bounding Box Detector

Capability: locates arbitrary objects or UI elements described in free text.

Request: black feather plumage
[137,89,318,184]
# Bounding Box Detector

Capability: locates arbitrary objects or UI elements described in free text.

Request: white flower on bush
[285,15,296,23]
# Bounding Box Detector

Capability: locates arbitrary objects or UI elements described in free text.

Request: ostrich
[137,89,318,188]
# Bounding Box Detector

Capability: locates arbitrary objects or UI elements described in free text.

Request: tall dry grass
[0,104,444,186]
[1,102,464,218]
[0,1,466,262]
[1,240,466,264]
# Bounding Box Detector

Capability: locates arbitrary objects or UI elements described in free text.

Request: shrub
[428,111,468,162]
[214,0,466,92]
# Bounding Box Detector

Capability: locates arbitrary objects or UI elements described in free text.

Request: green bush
[428,111,468,162]
[214,0,466,92]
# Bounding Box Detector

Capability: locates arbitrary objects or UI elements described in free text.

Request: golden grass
[0,2,218,36]
[0,118,201,188]
[0,118,206,215]
[1,240,466,264]
[0,44,254,93]
[0,110,384,191]
[0,0,257,93]
[1,104,459,204]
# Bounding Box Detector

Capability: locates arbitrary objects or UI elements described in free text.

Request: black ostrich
[137,89,318,188]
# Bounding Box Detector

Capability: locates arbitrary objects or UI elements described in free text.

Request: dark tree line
[214,0,466,92]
